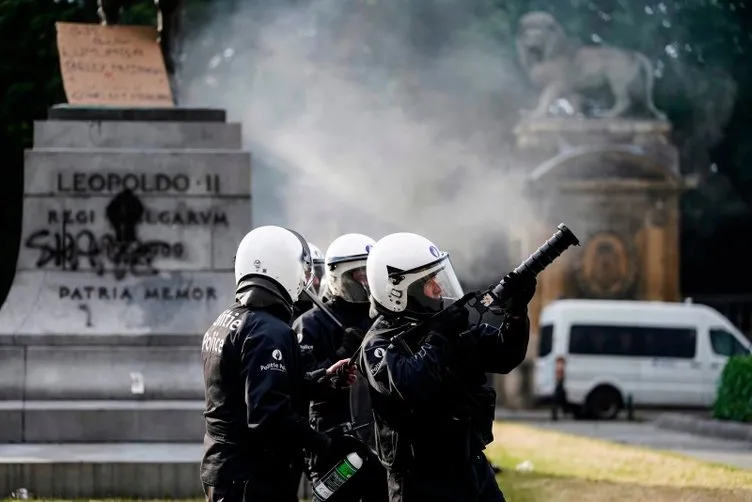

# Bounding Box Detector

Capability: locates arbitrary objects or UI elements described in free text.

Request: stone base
[34,117,241,150]
[514,117,672,152]
[504,116,686,410]
[0,443,312,498]
[0,334,204,401]
[0,401,204,443]
[48,104,226,123]
[0,333,205,443]
[0,107,254,502]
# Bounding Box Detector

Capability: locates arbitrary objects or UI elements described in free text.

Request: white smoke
[177,0,535,284]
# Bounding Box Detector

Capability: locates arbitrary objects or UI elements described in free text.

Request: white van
[534,299,752,419]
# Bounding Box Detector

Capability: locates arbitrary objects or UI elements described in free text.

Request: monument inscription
[0,118,251,336]
[55,172,222,194]
[24,150,250,196]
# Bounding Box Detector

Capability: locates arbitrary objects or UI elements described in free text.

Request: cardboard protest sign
[56,22,174,107]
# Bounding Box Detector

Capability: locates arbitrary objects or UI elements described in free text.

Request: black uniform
[292,297,314,321]
[289,297,316,498]
[200,283,338,502]
[293,297,389,502]
[294,298,372,431]
[358,312,530,502]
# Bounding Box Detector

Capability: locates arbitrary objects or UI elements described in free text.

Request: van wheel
[571,406,586,420]
[584,387,622,420]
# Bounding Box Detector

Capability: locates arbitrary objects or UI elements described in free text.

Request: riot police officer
[289,241,326,499]
[358,232,535,502]
[200,226,356,502]
[292,241,326,319]
[293,233,389,501]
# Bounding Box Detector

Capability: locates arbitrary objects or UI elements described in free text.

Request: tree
[0,0,157,304]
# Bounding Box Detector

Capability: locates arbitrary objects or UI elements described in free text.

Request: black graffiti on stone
[58,285,218,302]
[25,229,184,279]
[78,304,93,327]
[26,189,184,279]
[107,188,143,242]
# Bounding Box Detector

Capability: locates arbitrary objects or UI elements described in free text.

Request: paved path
[0,443,201,463]
[495,409,752,470]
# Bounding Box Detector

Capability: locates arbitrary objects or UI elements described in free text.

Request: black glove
[424,331,450,348]
[322,423,349,439]
[336,327,364,358]
[456,324,484,351]
[492,271,537,316]
[329,362,355,389]
[314,430,350,468]
[307,428,334,459]
[428,302,469,338]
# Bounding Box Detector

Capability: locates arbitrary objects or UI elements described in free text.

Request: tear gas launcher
[393,223,581,349]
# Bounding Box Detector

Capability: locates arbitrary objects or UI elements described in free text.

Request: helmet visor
[301,257,314,292]
[339,265,370,303]
[404,257,464,315]
[286,228,314,293]
[312,262,325,295]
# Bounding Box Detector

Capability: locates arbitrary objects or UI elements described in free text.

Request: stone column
[496,117,689,408]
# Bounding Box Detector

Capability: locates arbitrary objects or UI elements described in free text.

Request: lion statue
[516,11,667,120]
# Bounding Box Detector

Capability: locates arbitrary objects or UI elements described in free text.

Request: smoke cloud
[177,0,538,284]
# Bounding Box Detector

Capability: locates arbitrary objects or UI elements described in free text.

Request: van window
[538,325,553,357]
[710,329,750,357]
[568,325,697,359]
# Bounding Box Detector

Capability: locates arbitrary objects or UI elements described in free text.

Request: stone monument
[499,12,696,407]
[0,106,250,497]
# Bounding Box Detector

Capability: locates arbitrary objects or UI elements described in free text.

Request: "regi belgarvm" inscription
[46,208,229,226]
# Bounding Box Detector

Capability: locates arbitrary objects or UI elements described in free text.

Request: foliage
[0,0,155,153]
[0,0,158,305]
[713,355,752,423]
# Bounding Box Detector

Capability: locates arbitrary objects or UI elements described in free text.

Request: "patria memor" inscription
[59,285,218,302]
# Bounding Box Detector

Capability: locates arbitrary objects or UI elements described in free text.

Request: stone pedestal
[0,105,251,444]
[500,117,693,407]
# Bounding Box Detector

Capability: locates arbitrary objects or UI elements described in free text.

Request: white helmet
[307,242,326,295]
[367,232,464,319]
[325,233,376,303]
[234,225,313,304]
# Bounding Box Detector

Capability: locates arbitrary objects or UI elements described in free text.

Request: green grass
[488,422,752,501]
[6,422,752,502]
